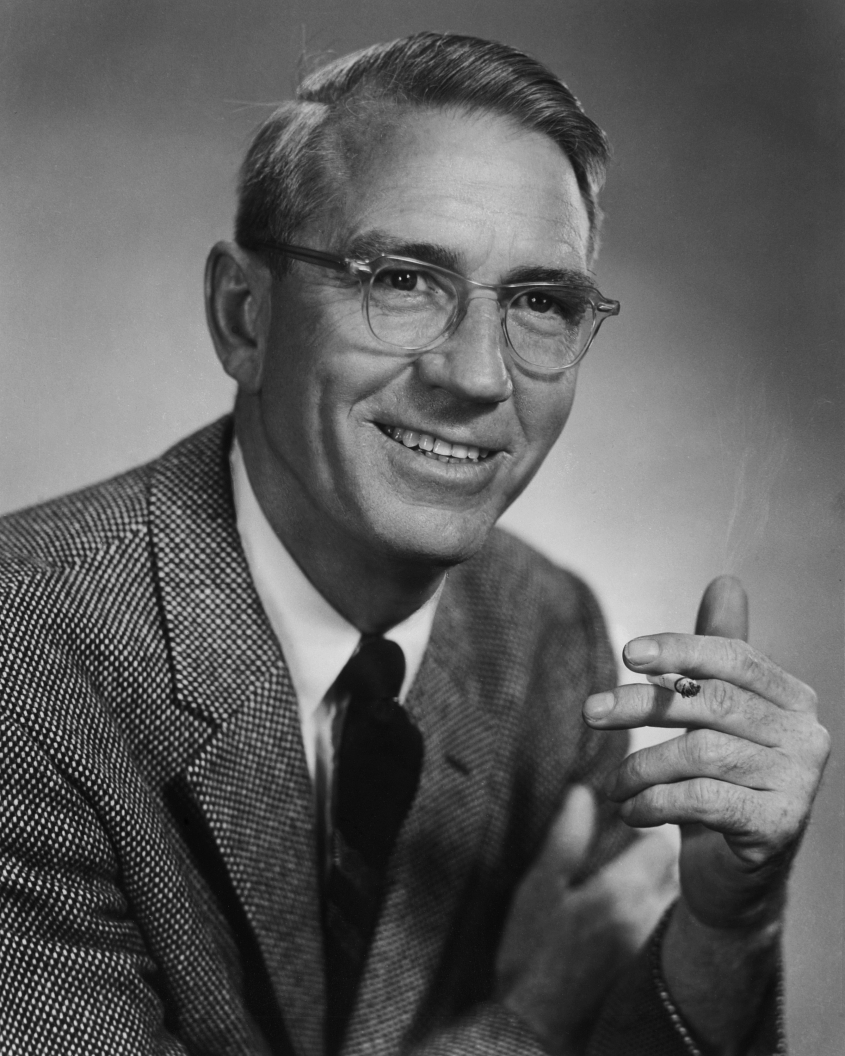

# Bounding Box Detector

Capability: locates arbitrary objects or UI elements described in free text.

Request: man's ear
[204,241,273,394]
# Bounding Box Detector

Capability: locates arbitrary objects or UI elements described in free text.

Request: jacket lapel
[149,419,325,1056]
[344,572,503,1055]
[148,419,517,1056]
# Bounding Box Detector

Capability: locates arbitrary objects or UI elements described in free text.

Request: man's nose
[414,296,513,403]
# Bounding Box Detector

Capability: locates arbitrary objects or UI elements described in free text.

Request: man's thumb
[695,574,749,642]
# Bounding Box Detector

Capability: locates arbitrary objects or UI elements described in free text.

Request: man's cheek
[520,390,576,460]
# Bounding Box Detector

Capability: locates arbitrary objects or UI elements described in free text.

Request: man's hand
[496,785,679,1055]
[583,575,831,931]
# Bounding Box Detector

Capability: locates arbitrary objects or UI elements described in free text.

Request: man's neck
[234,410,448,635]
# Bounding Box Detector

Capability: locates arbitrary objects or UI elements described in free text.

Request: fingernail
[624,638,660,666]
[584,691,614,721]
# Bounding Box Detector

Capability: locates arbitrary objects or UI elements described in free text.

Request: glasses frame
[251,240,620,374]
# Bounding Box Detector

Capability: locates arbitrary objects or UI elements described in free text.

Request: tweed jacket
[0,417,701,1056]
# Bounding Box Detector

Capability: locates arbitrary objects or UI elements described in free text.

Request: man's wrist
[670,895,783,952]
[656,899,784,1056]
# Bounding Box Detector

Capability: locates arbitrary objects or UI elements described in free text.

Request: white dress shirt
[230,441,441,826]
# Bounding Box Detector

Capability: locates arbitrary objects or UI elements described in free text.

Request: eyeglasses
[251,241,620,373]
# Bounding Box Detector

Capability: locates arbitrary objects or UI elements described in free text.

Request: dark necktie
[323,637,424,1054]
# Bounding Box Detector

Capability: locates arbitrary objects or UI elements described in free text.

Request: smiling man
[219,104,593,631]
[0,32,829,1056]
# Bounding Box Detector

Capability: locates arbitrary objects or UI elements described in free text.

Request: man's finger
[615,779,789,856]
[583,681,792,745]
[599,828,680,900]
[621,634,817,712]
[538,783,596,878]
[695,575,749,641]
[606,730,784,803]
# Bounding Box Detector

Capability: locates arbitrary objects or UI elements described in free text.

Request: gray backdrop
[1,2,842,1052]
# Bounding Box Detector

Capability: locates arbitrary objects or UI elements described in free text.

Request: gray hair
[235,32,610,265]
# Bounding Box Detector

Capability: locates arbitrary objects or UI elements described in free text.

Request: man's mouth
[378,424,494,464]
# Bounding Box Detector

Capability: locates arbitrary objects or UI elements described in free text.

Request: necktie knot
[333,637,422,873]
[336,636,405,703]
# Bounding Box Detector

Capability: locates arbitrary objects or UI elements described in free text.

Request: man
[0,31,829,1056]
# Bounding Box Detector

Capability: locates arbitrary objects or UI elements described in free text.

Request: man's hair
[235,32,610,264]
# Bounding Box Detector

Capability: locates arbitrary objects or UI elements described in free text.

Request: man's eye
[525,292,555,314]
[376,268,444,295]
[515,290,587,323]
[388,270,418,291]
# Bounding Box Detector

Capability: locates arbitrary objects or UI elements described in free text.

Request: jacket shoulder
[0,417,231,575]
[0,465,151,573]
[457,525,606,632]
[442,525,617,711]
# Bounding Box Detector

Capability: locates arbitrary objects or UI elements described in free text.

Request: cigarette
[647,673,701,698]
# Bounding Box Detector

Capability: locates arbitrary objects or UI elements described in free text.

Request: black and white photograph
[1,2,842,1054]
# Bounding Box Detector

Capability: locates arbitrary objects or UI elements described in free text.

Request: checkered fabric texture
[0,417,778,1055]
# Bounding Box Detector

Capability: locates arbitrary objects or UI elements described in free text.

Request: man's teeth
[384,426,490,462]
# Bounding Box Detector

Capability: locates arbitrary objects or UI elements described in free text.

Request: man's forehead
[325,108,592,277]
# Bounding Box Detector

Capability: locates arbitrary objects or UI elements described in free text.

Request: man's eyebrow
[343,231,595,288]
[504,265,596,289]
[344,232,461,272]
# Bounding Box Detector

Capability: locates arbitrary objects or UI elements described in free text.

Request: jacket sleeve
[0,714,191,1056]
[407,1002,551,1055]
[400,892,783,1056]
[586,911,786,1056]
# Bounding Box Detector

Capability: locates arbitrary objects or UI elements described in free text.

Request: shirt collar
[230,439,442,721]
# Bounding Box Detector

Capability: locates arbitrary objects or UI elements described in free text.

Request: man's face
[255,108,592,567]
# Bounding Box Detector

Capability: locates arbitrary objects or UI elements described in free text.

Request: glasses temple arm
[249,241,350,273]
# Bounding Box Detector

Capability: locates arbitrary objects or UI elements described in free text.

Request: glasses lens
[505,288,597,369]
[365,261,458,349]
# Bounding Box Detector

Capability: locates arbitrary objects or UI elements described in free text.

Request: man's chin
[366,506,502,570]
